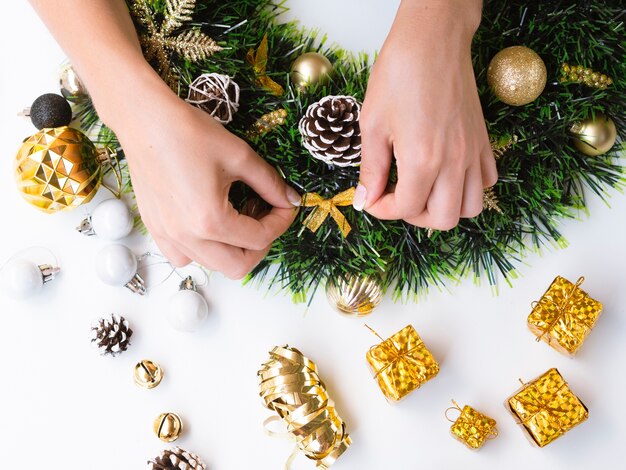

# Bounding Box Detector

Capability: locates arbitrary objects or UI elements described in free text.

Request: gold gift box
[507,368,588,447]
[366,325,439,402]
[528,276,602,356]
[448,402,498,450]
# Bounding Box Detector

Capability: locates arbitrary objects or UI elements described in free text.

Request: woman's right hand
[98,66,300,279]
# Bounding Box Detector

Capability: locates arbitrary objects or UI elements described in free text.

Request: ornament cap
[38,264,60,284]
[76,216,96,236]
[125,273,146,295]
[179,276,197,292]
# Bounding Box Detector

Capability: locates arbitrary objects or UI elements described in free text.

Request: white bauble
[95,244,138,286]
[91,199,133,240]
[167,289,208,332]
[1,259,44,299]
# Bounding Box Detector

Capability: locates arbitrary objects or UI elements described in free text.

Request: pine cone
[187,73,240,124]
[91,314,133,356]
[148,447,207,470]
[298,95,362,167]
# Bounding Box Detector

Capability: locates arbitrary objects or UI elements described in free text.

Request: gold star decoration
[130,0,222,90]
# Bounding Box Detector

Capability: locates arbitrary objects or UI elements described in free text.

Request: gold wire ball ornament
[154,412,183,442]
[325,274,383,317]
[134,360,164,389]
[570,113,618,157]
[290,52,333,91]
[487,46,547,106]
[59,64,89,101]
[15,126,106,213]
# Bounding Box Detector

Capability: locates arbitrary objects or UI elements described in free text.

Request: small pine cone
[148,447,207,470]
[187,73,240,124]
[91,314,133,356]
[298,95,362,167]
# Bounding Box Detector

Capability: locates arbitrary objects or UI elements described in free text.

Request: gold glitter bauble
[15,126,101,213]
[134,360,164,389]
[154,412,183,442]
[570,113,617,156]
[290,52,333,90]
[326,274,383,317]
[487,46,547,106]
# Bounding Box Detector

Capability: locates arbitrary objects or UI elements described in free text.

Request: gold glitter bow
[528,276,602,355]
[247,33,285,96]
[258,346,351,469]
[302,187,356,238]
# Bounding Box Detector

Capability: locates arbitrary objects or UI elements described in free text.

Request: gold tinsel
[130,0,222,90]
[560,63,613,90]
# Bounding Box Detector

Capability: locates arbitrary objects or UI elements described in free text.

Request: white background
[1,1,625,469]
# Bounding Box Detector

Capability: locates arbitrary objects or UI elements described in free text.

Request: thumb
[355,129,393,211]
[237,148,301,209]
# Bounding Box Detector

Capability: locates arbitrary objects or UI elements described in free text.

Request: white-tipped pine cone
[298,95,362,167]
[91,314,133,356]
[148,447,207,470]
[187,73,240,124]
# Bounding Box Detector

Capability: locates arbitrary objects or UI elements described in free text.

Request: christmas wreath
[76,0,624,302]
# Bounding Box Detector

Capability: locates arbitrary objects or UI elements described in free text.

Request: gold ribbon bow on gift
[302,187,356,238]
[247,33,285,96]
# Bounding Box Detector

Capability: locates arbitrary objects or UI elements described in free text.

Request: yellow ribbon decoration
[302,187,356,238]
[247,33,285,96]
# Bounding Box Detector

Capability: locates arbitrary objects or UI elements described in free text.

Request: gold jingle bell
[15,126,103,213]
[326,274,383,317]
[154,412,183,442]
[290,52,333,90]
[570,113,618,157]
[134,360,164,389]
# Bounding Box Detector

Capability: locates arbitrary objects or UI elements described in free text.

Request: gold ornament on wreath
[290,52,334,91]
[246,109,288,138]
[487,46,547,106]
[560,63,613,90]
[570,112,618,157]
[59,63,89,101]
[14,126,121,213]
[326,273,383,317]
[187,73,240,125]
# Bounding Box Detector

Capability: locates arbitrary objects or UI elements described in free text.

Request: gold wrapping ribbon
[365,325,439,402]
[247,33,285,96]
[302,187,356,238]
[258,346,351,469]
[528,276,602,355]
[508,368,588,447]
[446,400,498,449]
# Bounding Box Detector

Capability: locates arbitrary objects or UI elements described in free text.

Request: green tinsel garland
[80,0,625,302]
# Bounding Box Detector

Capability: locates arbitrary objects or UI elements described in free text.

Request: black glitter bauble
[30,93,72,130]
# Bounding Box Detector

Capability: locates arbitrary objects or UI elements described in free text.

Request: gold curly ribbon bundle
[528,276,603,355]
[258,346,351,469]
[302,187,356,237]
[247,33,285,96]
[507,368,588,447]
[445,400,498,449]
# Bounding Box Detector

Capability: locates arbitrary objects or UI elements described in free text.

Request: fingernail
[353,184,367,211]
[286,186,301,207]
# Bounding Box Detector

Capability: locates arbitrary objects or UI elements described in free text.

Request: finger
[235,147,301,209]
[153,235,192,267]
[480,145,499,188]
[460,163,484,218]
[220,206,297,251]
[356,120,393,211]
[186,238,270,280]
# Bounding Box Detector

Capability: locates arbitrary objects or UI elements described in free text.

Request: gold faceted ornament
[134,360,164,389]
[15,126,103,213]
[487,46,547,106]
[154,412,183,442]
[290,52,333,91]
[326,274,383,317]
[570,113,618,157]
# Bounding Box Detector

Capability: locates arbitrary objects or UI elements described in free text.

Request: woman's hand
[355,0,497,230]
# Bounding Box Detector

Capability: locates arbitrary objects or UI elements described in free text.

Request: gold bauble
[326,274,383,317]
[290,52,333,90]
[60,64,89,101]
[487,46,547,106]
[154,412,183,442]
[570,113,618,156]
[134,360,163,389]
[15,126,101,213]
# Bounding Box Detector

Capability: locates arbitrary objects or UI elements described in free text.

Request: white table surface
[1,1,624,469]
